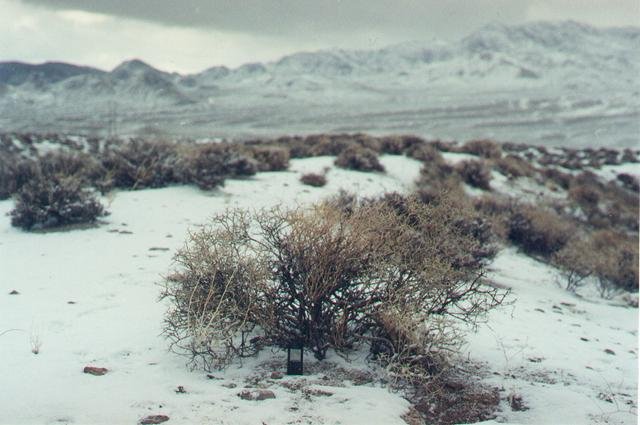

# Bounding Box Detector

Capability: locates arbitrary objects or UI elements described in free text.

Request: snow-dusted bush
[101,139,181,190]
[494,155,536,179]
[455,160,492,190]
[182,144,257,190]
[10,174,106,230]
[299,172,327,187]
[248,146,290,171]
[507,206,574,257]
[617,173,639,192]
[334,145,385,172]
[0,155,38,199]
[460,139,502,159]
[162,194,506,374]
[555,230,638,297]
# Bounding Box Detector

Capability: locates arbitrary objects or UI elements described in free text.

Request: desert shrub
[555,231,639,297]
[300,172,327,187]
[622,149,638,163]
[460,140,502,159]
[161,210,269,370]
[507,205,574,257]
[473,195,515,241]
[379,136,406,154]
[540,168,573,190]
[308,134,356,157]
[371,192,498,265]
[162,196,506,373]
[617,173,639,192]
[353,133,383,152]
[182,144,257,190]
[101,139,181,190]
[334,145,385,172]
[568,184,600,213]
[566,171,639,233]
[248,146,290,172]
[10,174,105,230]
[405,143,444,163]
[0,155,38,199]
[415,161,462,203]
[455,160,492,190]
[494,155,536,179]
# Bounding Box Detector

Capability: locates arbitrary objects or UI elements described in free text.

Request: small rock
[255,390,276,401]
[67,301,76,304]
[534,308,545,313]
[580,337,589,342]
[222,382,237,389]
[270,371,283,380]
[83,366,108,376]
[9,290,19,295]
[238,389,276,401]
[139,414,169,424]
[303,388,333,397]
[238,390,254,400]
[148,247,170,252]
[175,385,186,394]
[508,393,529,411]
[604,349,616,355]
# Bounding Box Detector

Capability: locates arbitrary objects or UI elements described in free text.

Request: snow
[465,248,638,424]
[0,154,637,424]
[0,156,420,425]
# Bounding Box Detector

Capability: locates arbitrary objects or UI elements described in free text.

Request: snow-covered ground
[0,155,637,424]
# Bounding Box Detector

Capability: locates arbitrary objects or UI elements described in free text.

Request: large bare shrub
[162,195,506,374]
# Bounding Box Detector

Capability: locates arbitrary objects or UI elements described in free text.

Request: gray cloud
[19,0,530,40]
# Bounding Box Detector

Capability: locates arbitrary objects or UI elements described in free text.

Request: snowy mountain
[0,21,638,147]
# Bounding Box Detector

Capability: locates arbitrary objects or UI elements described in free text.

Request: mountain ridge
[0,20,638,147]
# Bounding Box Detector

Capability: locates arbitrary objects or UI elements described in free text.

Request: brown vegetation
[162,194,506,374]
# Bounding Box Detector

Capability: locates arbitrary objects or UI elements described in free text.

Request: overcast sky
[1,0,638,73]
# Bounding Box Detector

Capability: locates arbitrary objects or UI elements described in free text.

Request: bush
[0,155,38,199]
[10,174,105,230]
[555,230,639,297]
[456,160,492,190]
[334,145,385,172]
[182,144,257,190]
[460,140,502,159]
[507,206,574,257]
[300,172,327,187]
[162,195,506,373]
[617,173,639,192]
[494,155,536,179]
[101,139,181,190]
[248,146,290,172]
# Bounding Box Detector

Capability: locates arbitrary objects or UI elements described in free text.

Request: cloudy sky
[1,0,638,73]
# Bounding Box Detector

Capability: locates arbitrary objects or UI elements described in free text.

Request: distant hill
[0,21,638,148]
